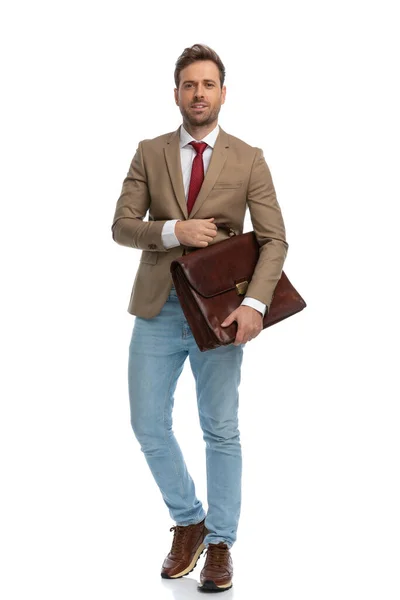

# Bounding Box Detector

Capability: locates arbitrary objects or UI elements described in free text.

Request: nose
[194,84,206,99]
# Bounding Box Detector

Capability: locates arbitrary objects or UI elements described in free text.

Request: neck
[182,119,218,141]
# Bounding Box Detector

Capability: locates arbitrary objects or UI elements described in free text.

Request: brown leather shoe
[161,518,207,579]
[198,542,233,592]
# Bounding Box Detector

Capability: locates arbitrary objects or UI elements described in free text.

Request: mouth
[191,104,208,111]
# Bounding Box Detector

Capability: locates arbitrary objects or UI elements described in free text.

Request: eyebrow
[182,79,217,85]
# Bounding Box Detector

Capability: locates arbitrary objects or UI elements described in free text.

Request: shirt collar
[179,123,220,149]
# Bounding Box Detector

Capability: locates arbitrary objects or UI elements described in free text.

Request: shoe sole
[198,579,233,593]
[161,543,206,579]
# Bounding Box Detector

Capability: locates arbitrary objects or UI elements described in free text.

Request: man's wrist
[161,219,181,249]
[241,297,267,317]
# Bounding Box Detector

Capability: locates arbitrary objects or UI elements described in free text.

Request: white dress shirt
[161,124,267,317]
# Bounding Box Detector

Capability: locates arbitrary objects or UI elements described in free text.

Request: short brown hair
[174,44,226,89]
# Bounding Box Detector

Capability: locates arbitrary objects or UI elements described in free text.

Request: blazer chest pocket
[213,180,244,189]
[140,251,158,265]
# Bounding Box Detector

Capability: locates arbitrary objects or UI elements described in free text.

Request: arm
[111,141,171,251]
[245,148,289,311]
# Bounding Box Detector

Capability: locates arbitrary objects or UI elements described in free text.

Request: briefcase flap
[171,232,260,298]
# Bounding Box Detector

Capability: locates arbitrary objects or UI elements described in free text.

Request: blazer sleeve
[245,148,289,310]
[111,141,171,251]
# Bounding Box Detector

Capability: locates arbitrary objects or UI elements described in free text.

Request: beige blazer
[111,125,289,318]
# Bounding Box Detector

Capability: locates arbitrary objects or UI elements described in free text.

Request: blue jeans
[128,286,244,548]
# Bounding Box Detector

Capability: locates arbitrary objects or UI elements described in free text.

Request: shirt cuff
[241,297,267,317]
[161,219,181,249]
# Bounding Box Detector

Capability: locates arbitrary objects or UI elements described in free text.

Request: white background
[1,1,399,599]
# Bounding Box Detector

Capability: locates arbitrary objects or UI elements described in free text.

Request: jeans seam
[163,354,187,503]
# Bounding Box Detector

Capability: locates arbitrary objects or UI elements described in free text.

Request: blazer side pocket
[213,180,244,189]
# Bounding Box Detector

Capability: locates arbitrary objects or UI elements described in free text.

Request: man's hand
[221,305,263,345]
[175,217,217,247]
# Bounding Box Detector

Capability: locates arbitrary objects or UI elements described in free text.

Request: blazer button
[148,244,157,249]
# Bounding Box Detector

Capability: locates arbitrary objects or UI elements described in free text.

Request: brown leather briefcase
[170,224,307,352]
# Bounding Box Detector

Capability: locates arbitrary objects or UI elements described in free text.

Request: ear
[221,85,226,105]
[174,88,179,106]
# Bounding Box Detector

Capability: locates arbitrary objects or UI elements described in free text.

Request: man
[111,44,288,593]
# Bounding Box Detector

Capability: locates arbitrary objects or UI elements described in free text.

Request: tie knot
[190,141,208,155]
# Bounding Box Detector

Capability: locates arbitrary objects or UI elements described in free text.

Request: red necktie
[187,141,208,215]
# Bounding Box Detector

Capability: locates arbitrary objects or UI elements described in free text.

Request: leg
[128,290,206,526]
[188,336,244,548]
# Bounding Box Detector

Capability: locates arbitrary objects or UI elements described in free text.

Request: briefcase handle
[215,222,237,237]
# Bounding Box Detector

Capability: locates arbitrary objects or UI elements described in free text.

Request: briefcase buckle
[236,281,248,295]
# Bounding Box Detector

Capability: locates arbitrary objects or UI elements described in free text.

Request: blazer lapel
[163,125,230,220]
[189,126,230,219]
[164,127,188,219]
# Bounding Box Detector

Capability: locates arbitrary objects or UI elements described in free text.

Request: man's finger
[221,312,237,327]
[234,327,246,345]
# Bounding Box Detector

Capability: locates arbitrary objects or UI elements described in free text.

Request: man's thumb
[221,315,232,327]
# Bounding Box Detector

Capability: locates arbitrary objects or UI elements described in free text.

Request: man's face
[174,60,226,127]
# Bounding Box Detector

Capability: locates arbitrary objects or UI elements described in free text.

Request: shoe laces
[206,542,229,567]
[169,525,191,555]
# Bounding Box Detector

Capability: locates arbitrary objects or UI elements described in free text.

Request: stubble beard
[180,104,221,128]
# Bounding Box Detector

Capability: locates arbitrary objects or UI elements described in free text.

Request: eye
[184,83,193,88]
